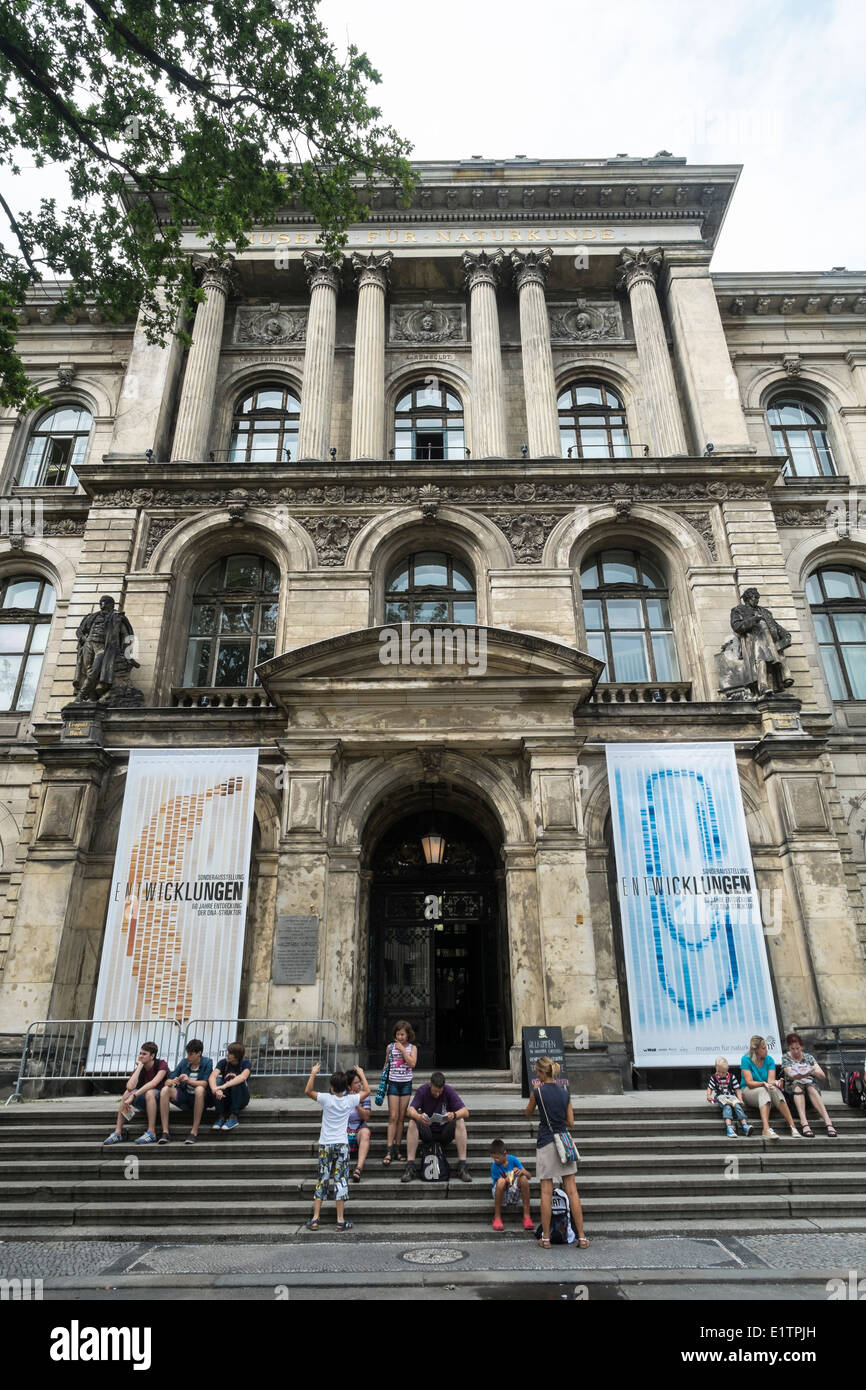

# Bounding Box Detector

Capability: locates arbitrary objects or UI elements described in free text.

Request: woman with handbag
[525,1055,589,1250]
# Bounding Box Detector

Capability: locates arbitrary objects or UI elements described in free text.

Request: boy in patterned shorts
[304,1061,371,1230]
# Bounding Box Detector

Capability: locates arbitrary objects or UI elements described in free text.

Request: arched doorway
[367,808,509,1068]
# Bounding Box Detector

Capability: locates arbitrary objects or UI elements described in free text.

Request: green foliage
[0,0,413,406]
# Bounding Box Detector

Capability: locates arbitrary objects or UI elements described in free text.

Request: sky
[318,0,866,272]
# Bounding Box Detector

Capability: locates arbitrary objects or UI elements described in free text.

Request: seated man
[104,1041,168,1145]
[158,1039,214,1145]
[402,1070,472,1183]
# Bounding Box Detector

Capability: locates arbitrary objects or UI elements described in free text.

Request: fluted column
[171,255,233,461]
[349,252,392,460]
[297,252,341,461]
[510,249,560,458]
[616,247,688,457]
[463,251,507,458]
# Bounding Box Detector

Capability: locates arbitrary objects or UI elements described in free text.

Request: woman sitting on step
[740,1035,801,1139]
[780,1032,838,1138]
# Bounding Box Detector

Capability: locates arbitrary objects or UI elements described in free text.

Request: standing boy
[304,1061,371,1231]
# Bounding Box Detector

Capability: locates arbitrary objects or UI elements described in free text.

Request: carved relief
[548,299,624,342]
[489,512,561,563]
[41,518,87,537]
[389,300,465,344]
[682,510,719,560]
[144,516,180,563]
[298,514,364,566]
[234,303,307,345]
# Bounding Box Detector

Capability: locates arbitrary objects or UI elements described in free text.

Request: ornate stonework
[41,518,87,538]
[681,510,719,560]
[389,301,465,345]
[298,514,365,566]
[301,252,341,295]
[773,504,834,528]
[350,251,393,293]
[548,300,624,342]
[143,516,180,563]
[616,246,663,292]
[462,250,504,290]
[509,248,552,290]
[489,512,562,563]
[233,303,308,345]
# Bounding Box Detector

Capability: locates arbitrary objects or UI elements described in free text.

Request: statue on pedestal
[73,595,139,703]
[716,588,794,699]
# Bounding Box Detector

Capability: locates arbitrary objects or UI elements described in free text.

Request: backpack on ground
[420,1141,451,1182]
[841,1068,865,1109]
[535,1187,576,1244]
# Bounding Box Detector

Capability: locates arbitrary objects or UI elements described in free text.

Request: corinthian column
[350,252,392,460]
[510,249,560,458]
[616,247,688,457]
[463,251,507,458]
[171,256,233,461]
[297,252,341,461]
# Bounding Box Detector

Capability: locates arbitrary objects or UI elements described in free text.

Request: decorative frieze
[297,515,365,566]
[773,504,834,528]
[143,516,180,563]
[548,300,624,343]
[681,510,719,560]
[233,303,308,345]
[389,301,466,345]
[489,512,566,563]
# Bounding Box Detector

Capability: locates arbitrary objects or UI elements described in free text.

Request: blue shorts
[131,1091,160,1112]
[171,1086,214,1110]
[387,1080,412,1098]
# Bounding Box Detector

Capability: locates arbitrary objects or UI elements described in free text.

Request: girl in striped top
[382,1020,417,1165]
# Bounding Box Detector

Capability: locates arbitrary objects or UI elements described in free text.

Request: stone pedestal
[349,253,392,461]
[463,252,507,458]
[171,257,233,461]
[510,250,560,458]
[297,254,340,461]
[617,247,688,457]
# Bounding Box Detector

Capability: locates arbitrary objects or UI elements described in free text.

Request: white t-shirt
[315,1091,358,1146]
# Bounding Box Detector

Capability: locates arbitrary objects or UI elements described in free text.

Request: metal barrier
[790,1022,866,1072]
[183,1019,338,1078]
[5,1018,184,1105]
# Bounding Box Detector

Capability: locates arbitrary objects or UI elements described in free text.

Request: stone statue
[717,588,794,699]
[73,596,137,702]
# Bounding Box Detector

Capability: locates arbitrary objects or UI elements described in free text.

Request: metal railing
[5,1018,184,1105]
[183,1019,338,1078]
[789,1022,866,1070]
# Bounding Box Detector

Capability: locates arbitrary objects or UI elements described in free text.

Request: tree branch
[0,189,41,278]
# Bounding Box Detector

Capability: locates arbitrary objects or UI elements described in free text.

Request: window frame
[183,554,281,690]
[393,383,465,461]
[384,551,477,625]
[0,573,56,711]
[807,564,866,701]
[558,381,631,460]
[580,548,680,684]
[228,384,301,464]
[18,404,92,487]
[768,394,837,479]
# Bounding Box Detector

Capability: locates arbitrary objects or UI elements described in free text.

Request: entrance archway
[367,807,510,1068]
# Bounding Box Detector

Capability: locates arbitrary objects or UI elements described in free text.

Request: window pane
[3,580,40,609]
[39,584,56,614]
[387,563,409,592]
[560,428,577,455]
[610,633,649,682]
[0,624,30,653]
[583,599,603,630]
[451,560,474,592]
[606,598,644,629]
[0,656,21,708]
[414,601,450,622]
[600,551,638,585]
[821,570,859,600]
[651,632,681,681]
[452,601,476,625]
[646,598,672,629]
[262,561,280,594]
[612,431,631,457]
[580,560,598,590]
[586,633,608,672]
[833,613,866,643]
[575,384,604,405]
[805,574,823,604]
[183,639,211,686]
[220,604,254,635]
[29,624,49,654]
[190,604,216,637]
[259,601,278,634]
[842,648,866,699]
[196,562,222,594]
[224,556,261,590]
[15,653,42,710]
[215,642,251,685]
[385,600,410,623]
[639,557,664,589]
[812,613,833,642]
[414,553,448,586]
[788,448,818,477]
[820,645,847,701]
[253,390,284,410]
[396,393,412,411]
[557,390,572,408]
[19,441,44,486]
[256,639,275,667]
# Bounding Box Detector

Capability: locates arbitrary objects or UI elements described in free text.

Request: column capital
[616,246,663,293]
[302,251,341,295]
[191,252,235,297]
[510,247,552,291]
[462,249,505,290]
[350,251,393,293]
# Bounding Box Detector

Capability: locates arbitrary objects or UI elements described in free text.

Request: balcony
[171,687,274,709]
[590,682,692,705]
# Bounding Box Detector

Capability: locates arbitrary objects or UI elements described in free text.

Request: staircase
[2,1072,864,1242]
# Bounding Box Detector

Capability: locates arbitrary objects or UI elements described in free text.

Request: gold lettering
[437,231,451,242]
[367,231,379,242]
[456,232,472,242]
[474,230,486,241]
[582,229,598,241]
[295,233,309,244]
[509,230,523,241]
[492,230,505,242]
[601,229,615,241]
[403,231,417,243]
[528,230,541,242]
[277,232,290,244]
[259,233,273,245]
[563,230,581,241]
[546,230,559,240]
[386,229,398,243]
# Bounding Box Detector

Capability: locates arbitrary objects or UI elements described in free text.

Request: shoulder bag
[536,1084,579,1165]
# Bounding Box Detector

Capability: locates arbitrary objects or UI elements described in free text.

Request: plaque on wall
[521,1025,570,1098]
[272,914,319,985]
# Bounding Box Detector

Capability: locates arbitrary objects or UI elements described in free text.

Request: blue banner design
[606,744,779,1066]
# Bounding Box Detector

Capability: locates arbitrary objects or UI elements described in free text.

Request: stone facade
[1,157,865,1086]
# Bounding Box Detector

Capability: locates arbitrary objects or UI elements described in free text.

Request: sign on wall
[88,748,259,1071]
[606,743,779,1067]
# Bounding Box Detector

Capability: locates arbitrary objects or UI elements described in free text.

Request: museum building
[1,155,865,1087]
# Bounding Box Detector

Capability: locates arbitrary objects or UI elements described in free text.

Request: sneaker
[400,1162,417,1184]
[457,1162,473,1183]
[184,1133,198,1145]
[741,1121,753,1136]
[223,1117,239,1131]
[157,1133,170,1145]
[726,1124,736,1137]
[103,1131,124,1145]
[212,1119,224,1130]
[135,1130,156,1145]
[492,1217,504,1232]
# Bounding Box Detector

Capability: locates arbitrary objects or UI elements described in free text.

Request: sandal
[801,1125,815,1138]
[352,1167,363,1183]
[537,1236,551,1249]
[577,1236,590,1248]
[305,1218,320,1231]
[826,1125,838,1138]
[382,1145,396,1166]
[336,1220,354,1232]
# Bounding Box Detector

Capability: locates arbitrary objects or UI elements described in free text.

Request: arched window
[385,552,476,624]
[807,565,866,700]
[580,549,679,682]
[394,383,464,460]
[183,555,279,688]
[19,405,91,486]
[559,382,630,459]
[0,574,56,710]
[229,384,300,463]
[768,396,836,477]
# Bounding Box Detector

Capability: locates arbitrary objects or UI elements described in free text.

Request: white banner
[88,748,259,1071]
[606,743,780,1067]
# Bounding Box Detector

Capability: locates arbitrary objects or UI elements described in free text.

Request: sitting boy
[104,1042,167,1145]
[706,1056,752,1137]
[158,1039,214,1145]
[489,1138,534,1232]
[210,1041,252,1131]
